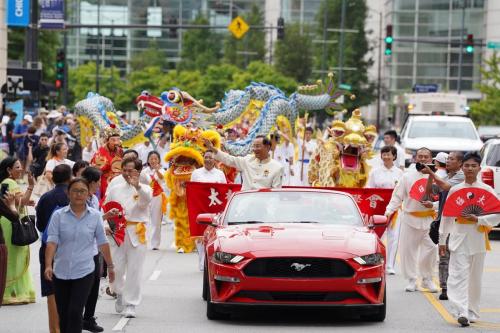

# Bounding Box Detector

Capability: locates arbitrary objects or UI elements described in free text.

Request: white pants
[195,239,205,271]
[448,243,485,319]
[291,162,310,186]
[111,233,147,306]
[385,212,402,271]
[399,222,437,281]
[147,195,163,249]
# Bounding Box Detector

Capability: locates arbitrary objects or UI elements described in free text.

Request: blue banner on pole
[6,0,30,27]
[40,0,65,29]
[413,84,439,93]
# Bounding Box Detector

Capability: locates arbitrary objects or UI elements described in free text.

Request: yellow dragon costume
[164,125,221,253]
[308,109,377,188]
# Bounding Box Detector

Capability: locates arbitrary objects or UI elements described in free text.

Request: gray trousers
[439,236,450,289]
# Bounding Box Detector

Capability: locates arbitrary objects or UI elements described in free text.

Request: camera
[415,162,436,172]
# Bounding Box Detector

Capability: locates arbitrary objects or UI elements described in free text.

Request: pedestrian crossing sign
[228,16,249,39]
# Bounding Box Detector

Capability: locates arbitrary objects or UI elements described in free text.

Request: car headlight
[353,253,384,266]
[213,252,245,264]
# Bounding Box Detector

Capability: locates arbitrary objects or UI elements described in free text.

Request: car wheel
[362,286,386,322]
[206,278,228,320]
[202,260,208,301]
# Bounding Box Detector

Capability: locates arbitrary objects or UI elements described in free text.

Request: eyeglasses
[70,189,89,195]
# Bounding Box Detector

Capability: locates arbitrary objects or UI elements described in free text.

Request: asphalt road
[1,228,500,333]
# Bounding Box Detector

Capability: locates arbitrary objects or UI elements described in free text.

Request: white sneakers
[115,294,125,313]
[124,305,136,318]
[405,279,417,292]
[420,278,439,293]
[386,268,396,275]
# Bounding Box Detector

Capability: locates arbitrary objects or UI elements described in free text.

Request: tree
[274,23,313,83]
[233,61,298,94]
[129,41,168,72]
[469,53,500,125]
[177,15,222,72]
[223,4,266,68]
[314,0,375,108]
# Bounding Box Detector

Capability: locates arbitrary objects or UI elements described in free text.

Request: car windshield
[224,191,362,226]
[408,121,478,140]
[485,143,500,167]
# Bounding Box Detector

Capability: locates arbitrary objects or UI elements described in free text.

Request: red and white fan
[102,201,127,246]
[409,177,429,202]
[442,187,500,217]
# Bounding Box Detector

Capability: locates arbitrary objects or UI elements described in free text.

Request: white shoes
[405,279,417,292]
[115,294,124,313]
[386,268,396,275]
[124,305,136,318]
[420,278,438,293]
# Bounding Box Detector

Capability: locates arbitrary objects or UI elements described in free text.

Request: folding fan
[102,201,127,246]
[409,177,429,202]
[442,187,500,217]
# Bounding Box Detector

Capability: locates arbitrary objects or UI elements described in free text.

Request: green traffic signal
[385,36,393,44]
[57,62,64,68]
[385,49,392,56]
[466,45,474,53]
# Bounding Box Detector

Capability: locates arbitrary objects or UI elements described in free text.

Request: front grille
[234,290,362,302]
[243,257,354,278]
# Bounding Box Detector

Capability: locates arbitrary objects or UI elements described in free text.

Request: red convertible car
[198,188,388,321]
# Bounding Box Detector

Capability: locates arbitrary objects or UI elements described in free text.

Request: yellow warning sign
[228,16,249,39]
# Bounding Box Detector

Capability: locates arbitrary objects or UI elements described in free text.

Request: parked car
[478,126,500,142]
[198,189,387,321]
[480,138,500,234]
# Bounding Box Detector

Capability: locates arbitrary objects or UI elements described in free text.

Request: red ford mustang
[198,188,388,321]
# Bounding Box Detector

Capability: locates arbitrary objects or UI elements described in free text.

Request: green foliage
[129,41,168,72]
[233,61,297,94]
[274,23,313,83]
[223,4,266,68]
[177,15,222,72]
[469,53,500,125]
[314,0,375,107]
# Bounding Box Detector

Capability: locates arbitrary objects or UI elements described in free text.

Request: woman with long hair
[0,156,36,304]
[0,191,19,307]
[44,142,75,185]
[141,151,167,250]
[45,178,115,332]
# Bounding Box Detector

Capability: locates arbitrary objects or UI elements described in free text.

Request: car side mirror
[196,213,217,226]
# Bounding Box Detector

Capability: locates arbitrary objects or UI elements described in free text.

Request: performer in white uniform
[204,135,283,190]
[292,127,317,186]
[141,151,167,250]
[271,132,294,186]
[367,146,403,275]
[105,157,152,319]
[385,148,438,292]
[190,151,227,271]
[439,152,500,327]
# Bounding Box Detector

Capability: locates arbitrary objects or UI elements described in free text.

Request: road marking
[481,308,500,313]
[149,270,161,281]
[112,317,130,331]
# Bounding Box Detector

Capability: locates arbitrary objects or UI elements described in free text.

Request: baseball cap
[23,114,33,123]
[434,152,448,164]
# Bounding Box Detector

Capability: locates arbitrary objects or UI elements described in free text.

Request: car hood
[216,223,378,258]
[404,137,483,151]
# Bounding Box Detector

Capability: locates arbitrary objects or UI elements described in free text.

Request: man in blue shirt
[13,115,32,157]
[35,164,71,333]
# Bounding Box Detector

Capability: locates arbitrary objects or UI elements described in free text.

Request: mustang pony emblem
[290,263,312,271]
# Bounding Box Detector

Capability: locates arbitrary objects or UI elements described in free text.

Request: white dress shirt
[439,180,500,254]
[367,164,403,189]
[296,138,317,161]
[105,173,150,198]
[214,150,283,190]
[105,181,152,247]
[190,167,227,184]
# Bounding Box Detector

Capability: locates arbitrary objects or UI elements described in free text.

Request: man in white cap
[433,152,448,178]
[12,115,33,157]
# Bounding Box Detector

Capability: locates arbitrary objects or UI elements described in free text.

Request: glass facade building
[385,0,485,95]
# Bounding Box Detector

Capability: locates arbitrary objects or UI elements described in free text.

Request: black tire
[206,279,227,320]
[202,261,208,301]
[362,287,386,322]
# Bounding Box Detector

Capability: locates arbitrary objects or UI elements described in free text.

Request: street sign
[413,84,438,93]
[40,0,65,29]
[228,16,249,39]
[339,83,352,91]
[487,41,500,49]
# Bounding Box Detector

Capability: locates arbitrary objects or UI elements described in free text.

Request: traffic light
[55,50,65,90]
[385,24,393,56]
[465,34,474,53]
[277,17,285,40]
[168,17,178,39]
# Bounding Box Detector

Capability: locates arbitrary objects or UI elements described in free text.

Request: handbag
[11,206,39,246]
[429,219,440,245]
